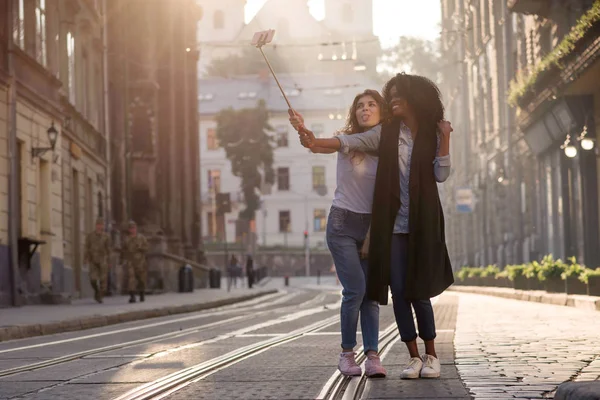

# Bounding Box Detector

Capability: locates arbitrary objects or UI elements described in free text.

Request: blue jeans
[389,233,436,342]
[327,206,379,354]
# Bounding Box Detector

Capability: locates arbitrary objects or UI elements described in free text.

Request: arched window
[214,10,224,29]
[342,3,353,24]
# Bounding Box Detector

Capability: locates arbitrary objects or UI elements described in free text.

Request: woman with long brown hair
[300,89,388,378]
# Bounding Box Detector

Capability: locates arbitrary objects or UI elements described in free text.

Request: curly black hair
[382,73,444,125]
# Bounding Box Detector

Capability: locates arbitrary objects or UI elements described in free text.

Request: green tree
[215,100,275,220]
[378,36,442,83]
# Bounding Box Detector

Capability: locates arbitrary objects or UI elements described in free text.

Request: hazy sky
[245,0,442,47]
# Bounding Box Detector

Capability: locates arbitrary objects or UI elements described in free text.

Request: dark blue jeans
[327,206,379,354]
[389,233,436,342]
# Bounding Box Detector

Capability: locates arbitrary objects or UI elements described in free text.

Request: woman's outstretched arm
[289,110,381,153]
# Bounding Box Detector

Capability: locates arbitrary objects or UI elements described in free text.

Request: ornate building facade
[439,0,600,269]
[1,0,110,306]
[106,0,203,262]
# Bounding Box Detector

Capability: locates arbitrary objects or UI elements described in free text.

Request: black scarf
[366,118,454,304]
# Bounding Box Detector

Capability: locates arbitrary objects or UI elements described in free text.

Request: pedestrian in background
[121,221,149,303]
[84,217,111,303]
[228,255,239,291]
[246,254,254,289]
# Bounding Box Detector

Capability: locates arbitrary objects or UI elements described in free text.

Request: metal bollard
[284,276,289,286]
[317,269,321,285]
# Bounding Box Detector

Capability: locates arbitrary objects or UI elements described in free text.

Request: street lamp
[31,122,59,161]
[581,137,595,151]
[561,134,578,158]
[353,61,366,72]
[564,144,578,158]
[578,126,594,151]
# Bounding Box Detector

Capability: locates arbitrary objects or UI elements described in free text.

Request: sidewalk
[0,281,278,342]
[449,285,600,311]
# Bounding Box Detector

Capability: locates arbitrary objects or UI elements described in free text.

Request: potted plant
[579,268,600,296]
[524,261,543,290]
[466,267,484,286]
[538,255,566,293]
[495,270,511,288]
[507,264,527,290]
[480,265,499,286]
[456,267,471,286]
[561,257,587,295]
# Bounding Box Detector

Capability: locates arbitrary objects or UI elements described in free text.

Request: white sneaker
[400,357,423,379]
[420,354,441,378]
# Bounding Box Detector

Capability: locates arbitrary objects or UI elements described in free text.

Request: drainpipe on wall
[102,0,111,225]
[7,0,21,306]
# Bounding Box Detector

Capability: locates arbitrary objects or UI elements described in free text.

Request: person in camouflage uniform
[121,220,149,303]
[84,217,111,303]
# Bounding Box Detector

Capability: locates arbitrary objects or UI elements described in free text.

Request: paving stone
[454,292,600,399]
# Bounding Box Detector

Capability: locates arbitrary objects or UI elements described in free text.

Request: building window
[94,65,101,129]
[82,50,90,117]
[277,167,289,191]
[313,209,326,232]
[279,210,291,232]
[97,191,103,218]
[67,31,76,104]
[13,0,25,49]
[206,128,219,150]
[276,125,288,147]
[311,123,324,138]
[312,166,325,189]
[35,0,47,66]
[214,10,224,29]
[207,169,221,193]
[342,3,353,23]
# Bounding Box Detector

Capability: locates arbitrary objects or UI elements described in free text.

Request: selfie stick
[251,30,295,113]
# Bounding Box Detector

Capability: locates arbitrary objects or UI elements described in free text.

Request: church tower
[323,0,374,37]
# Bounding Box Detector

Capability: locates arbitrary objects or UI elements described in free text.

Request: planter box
[543,277,565,293]
[587,276,600,296]
[481,276,497,286]
[527,277,544,291]
[494,277,511,288]
[513,275,528,290]
[566,277,587,295]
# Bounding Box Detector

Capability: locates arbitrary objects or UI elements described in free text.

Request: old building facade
[0,0,203,307]
[440,0,600,269]
[1,0,110,306]
[106,0,203,263]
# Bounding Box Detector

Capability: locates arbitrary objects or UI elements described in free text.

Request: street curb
[0,289,278,343]
[448,286,600,311]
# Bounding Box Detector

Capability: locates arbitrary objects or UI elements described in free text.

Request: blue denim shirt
[336,123,451,234]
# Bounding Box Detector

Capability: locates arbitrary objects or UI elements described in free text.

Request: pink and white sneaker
[338,352,362,376]
[365,354,387,378]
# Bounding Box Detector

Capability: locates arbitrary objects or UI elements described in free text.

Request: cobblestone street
[0,278,598,399]
[454,293,600,399]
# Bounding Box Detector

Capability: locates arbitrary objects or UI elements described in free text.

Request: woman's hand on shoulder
[437,120,453,137]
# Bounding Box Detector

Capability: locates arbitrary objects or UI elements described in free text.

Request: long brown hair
[340,89,389,134]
